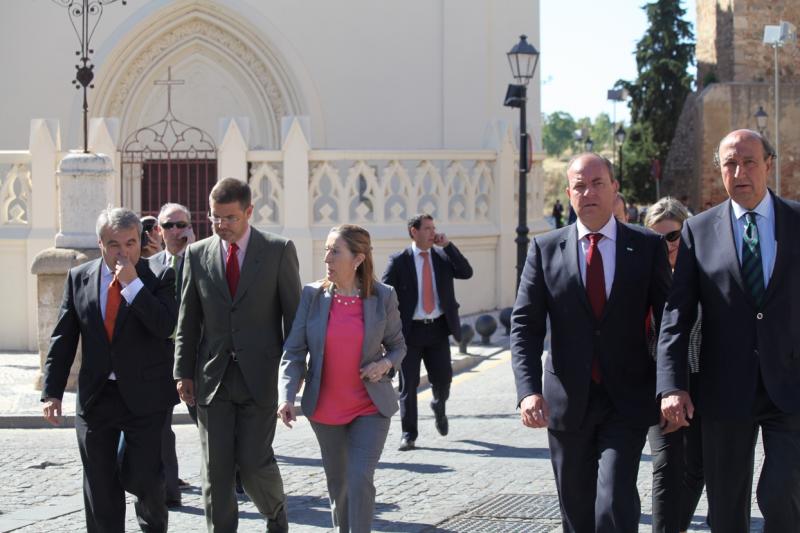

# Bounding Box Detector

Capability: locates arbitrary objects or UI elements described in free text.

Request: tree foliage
[616,0,694,202]
[542,111,576,157]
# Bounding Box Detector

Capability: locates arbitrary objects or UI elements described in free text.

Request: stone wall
[697,0,800,88]
[662,93,702,212]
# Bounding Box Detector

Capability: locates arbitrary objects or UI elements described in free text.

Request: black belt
[413,316,444,325]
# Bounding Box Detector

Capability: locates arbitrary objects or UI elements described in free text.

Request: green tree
[616,0,694,202]
[542,111,576,157]
[590,113,613,152]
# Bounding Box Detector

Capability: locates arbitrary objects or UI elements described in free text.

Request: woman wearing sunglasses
[644,197,704,533]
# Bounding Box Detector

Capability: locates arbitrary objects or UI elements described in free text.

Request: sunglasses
[160,221,189,230]
[664,230,681,242]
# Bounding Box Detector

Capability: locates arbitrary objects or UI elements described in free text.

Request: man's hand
[115,256,138,285]
[177,378,195,406]
[520,394,549,428]
[433,232,450,247]
[660,390,693,429]
[42,397,63,426]
[277,402,296,428]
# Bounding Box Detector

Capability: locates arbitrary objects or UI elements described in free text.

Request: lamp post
[52,0,127,153]
[754,106,768,135]
[503,34,540,291]
[762,20,797,196]
[615,125,626,189]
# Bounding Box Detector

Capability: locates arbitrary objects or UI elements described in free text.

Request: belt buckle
[423,318,434,324]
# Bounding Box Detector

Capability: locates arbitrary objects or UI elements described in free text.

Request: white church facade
[0,0,543,351]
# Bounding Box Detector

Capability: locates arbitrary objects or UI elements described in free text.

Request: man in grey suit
[149,202,194,506]
[658,129,800,532]
[174,178,301,533]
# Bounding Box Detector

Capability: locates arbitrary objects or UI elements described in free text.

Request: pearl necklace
[333,287,360,306]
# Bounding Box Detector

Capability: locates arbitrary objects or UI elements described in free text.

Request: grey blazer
[278,281,406,418]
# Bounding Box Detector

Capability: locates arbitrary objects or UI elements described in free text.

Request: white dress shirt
[411,242,443,320]
[576,216,617,298]
[100,260,143,379]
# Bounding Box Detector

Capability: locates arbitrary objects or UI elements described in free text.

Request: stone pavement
[0,342,766,532]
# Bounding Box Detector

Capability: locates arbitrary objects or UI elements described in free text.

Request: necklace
[333,286,360,306]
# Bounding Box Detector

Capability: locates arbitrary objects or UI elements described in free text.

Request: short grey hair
[158,202,191,222]
[96,207,142,240]
[713,129,776,169]
[566,152,616,183]
[644,197,690,228]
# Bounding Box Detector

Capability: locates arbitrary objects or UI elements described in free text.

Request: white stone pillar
[494,123,518,308]
[281,117,313,283]
[25,119,61,351]
[89,118,120,204]
[218,117,249,182]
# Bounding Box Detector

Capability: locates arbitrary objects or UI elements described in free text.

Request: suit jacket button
[756,312,764,320]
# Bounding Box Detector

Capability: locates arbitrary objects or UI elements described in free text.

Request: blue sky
[539,0,697,124]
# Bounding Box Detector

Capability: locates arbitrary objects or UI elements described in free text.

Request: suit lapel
[205,236,232,302]
[404,247,418,306]
[763,192,788,304]
[603,222,633,320]
[361,294,378,363]
[716,201,748,301]
[314,286,333,359]
[85,259,106,344]
[233,229,264,304]
[561,226,593,318]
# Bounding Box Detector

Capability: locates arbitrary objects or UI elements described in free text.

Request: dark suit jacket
[42,258,179,416]
[382,243,473,342]
[511,221,671,431]
[657,193,800,419]
[174,228,301,408]
[149,250,184,307]
[278,281,406,417]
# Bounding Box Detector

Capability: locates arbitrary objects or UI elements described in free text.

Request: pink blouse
[310,294,378,425]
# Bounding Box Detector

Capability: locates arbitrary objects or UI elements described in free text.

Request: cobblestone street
[0,350,764,532]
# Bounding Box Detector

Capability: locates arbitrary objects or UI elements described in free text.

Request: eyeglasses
[207,214,241,225]
[160,221,189,230]
[664,230,681,242]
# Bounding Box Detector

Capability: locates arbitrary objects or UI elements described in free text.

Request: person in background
[382,214,473,451]
[149,202,195,506]
[140,215,164,258]
[552,199,565,228]
[613,193,628,223]
[644,197,704,533]
[278,224,405,533]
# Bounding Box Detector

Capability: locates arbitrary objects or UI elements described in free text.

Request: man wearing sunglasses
[149,202,195,507]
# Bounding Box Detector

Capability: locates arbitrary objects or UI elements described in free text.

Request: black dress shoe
[398,437,416,451]
[177,478,190,489]
[431,401,449,436]
[165,498,182,508]
[235,471,244,495]
[267,506,289,532]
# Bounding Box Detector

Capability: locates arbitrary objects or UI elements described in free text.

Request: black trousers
[398,317,452,441]
[703,375,800,533]
[75,381,168,533]
[648,373,705,533]
[548,383,649,533]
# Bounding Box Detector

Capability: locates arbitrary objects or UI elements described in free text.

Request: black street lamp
[503,34,540,291]
[615,125,626,188]
[52,0,127,153]
[754,105,768,135]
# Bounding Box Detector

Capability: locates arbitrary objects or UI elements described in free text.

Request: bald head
[717,129,773,210]
[565,153,619,231]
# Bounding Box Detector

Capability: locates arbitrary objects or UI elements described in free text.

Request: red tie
[104,277,122,341]
[226,242,240,298]
[420,251,435,314]
[586,233,606,383]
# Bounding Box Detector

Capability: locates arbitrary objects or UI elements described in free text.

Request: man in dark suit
[42,207,178,533]
[511,153,671,533]
[382,213,473,451]
[174,177,301,533]
[148,202,195,507]
[658,129,800,532]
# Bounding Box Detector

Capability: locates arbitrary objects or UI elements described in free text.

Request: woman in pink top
[277,225,405,533]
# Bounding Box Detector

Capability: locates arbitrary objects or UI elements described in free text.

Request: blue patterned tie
[741,212,765,306]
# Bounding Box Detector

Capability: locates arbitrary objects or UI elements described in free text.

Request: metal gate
[120,68,217,238]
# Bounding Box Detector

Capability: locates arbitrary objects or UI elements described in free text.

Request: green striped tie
[741,212,765,306]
